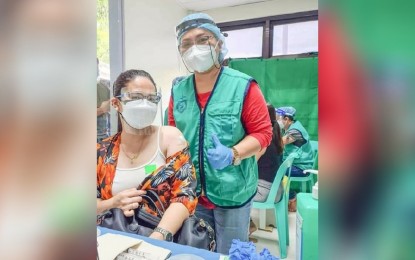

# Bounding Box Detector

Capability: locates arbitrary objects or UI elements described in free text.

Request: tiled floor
[250,209,297,260]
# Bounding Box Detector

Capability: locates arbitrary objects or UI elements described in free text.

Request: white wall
[122,0,317,122]
[202,0,318,23]
[123,0,188,123]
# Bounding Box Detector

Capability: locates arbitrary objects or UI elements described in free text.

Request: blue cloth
[228,239,279,260]
[195,200,252,255]
[286,166,310,199]
[276,106,296,117]
[286,165,310,178]
[176,13,228,62]
[206,134,233,170]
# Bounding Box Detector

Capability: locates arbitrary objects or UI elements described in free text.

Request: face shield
[175,14,228,63]
[276,107,296,118]
[175,18,217,41]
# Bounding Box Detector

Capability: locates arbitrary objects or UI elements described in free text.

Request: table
[98,227,222,260]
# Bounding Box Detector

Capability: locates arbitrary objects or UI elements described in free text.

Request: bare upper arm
[282,135,295,145]
[160,126,188,158]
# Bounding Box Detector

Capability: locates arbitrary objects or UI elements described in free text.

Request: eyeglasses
[178,35,215,52]
[116,91,161,104]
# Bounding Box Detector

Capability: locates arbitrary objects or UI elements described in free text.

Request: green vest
[172,67,258,207]
[283,121,314,170]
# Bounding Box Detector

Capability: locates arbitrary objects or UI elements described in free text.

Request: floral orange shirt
[97,133,198,217]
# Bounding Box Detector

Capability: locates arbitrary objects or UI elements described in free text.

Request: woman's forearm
[234,135,262,160]
[152,203,190,236]
[97,198,113,214]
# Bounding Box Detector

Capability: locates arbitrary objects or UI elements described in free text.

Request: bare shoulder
[160,126,187,157]
[161,125,184,139]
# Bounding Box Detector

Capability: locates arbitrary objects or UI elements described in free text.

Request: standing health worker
[168,13,272,254]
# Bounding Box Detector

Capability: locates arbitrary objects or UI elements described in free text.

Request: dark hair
[267,104,283,155]
[113,69,157,97]
[284,115,295,121]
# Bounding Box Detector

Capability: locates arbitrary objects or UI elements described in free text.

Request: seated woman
[250,104,284,234]
[96,69,198,241]
[254,104,284,203]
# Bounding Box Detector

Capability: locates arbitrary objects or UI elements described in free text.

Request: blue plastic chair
[252,153,298,259]
[290,140,318,192]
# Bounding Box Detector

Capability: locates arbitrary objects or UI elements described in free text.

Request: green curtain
[228,57,318,140]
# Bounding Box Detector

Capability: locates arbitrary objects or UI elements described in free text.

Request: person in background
[168,13,272,254]
[254,104,284,202]
[97,58,110,142]
[276,106,314,212]
[97,69,198,241]
[249,104,284,234]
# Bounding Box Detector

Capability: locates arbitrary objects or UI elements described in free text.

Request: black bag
[97,208,154,237]
[177,215,216,252]
[98,190,216,251]
[98,190,163,235]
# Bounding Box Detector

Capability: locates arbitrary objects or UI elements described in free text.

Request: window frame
[217,10,318,61]
[108,0,125,134]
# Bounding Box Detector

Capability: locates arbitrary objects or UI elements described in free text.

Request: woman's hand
[111,188,146,217]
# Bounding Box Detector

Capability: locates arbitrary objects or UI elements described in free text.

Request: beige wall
[202,0,318,23]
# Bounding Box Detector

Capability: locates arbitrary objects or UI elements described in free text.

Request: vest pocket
[218,167,243,199]
[207,102,241,143]
[222,160,256,198]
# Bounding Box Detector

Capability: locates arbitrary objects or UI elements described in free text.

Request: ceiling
[175,0,274,11]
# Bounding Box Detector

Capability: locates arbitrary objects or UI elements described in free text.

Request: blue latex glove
[259,248,279,260]
[229,239,257,260]
[229,239,279,260]
[206,134,233,170]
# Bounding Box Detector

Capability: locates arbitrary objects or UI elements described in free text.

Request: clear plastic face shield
[175,18,217,44]
[175,18,227,73]
[178,35,217,54]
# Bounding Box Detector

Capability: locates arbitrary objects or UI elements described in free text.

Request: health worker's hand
[207,134,233,170]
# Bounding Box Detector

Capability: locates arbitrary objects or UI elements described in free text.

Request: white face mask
[121,99,157,130]
[277,119,285,130]
[182,44,218,73]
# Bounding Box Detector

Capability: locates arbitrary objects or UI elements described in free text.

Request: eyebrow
[181,33,211,41]
[120,89,157,95]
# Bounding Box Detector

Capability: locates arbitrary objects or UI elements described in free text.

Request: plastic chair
[309,140,318,156]
[252,153,298,259]
[290,140,318,192]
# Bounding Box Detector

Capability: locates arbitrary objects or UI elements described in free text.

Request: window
[218,11,318,59]
[97,0,110,74]
[223,27,263,59]
[273,20,318,56]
